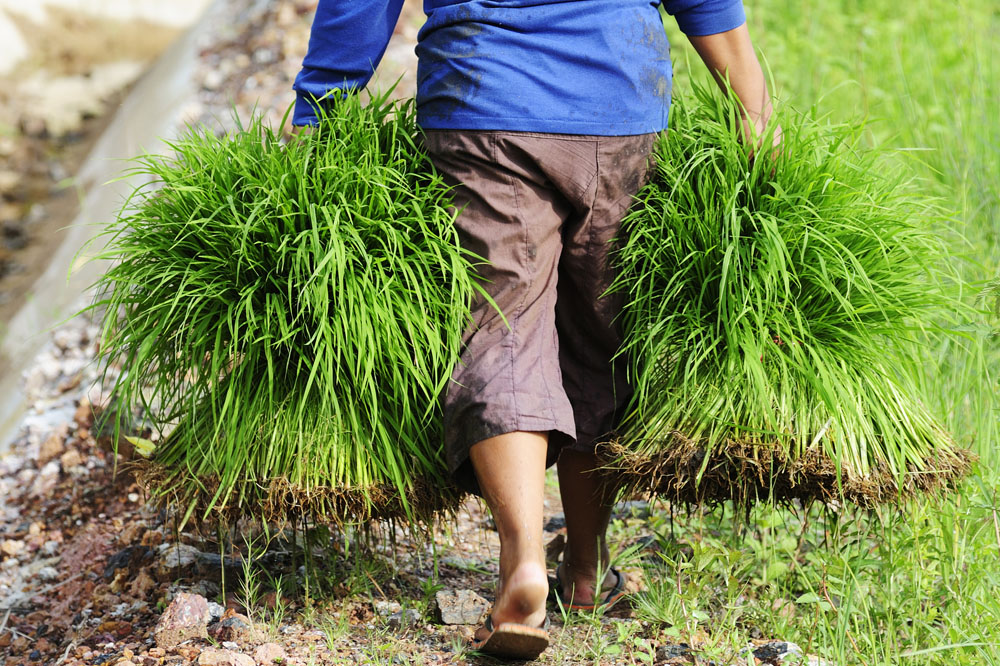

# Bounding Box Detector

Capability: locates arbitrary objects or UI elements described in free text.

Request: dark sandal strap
[600,567,626,605]
[482,612,550,633]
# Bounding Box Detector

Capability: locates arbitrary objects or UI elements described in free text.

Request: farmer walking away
[293,0,778,659]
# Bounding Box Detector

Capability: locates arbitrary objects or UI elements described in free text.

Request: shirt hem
[416,113,669,136]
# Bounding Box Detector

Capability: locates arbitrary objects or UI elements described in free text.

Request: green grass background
[620,1,1000,663]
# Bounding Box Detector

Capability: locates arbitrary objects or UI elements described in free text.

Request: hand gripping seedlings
[602,84,973,507]
[88,93,493,527]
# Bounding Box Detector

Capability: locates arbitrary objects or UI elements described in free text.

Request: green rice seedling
[86,92,493,527]
[602,83,973,507]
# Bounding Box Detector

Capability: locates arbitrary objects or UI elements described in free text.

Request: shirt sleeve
[292,0,406,126]
[661,0,746,36]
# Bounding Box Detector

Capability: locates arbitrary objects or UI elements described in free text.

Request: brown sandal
[470,613,551,660]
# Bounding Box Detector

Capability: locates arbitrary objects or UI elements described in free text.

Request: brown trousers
[422,130,657,496]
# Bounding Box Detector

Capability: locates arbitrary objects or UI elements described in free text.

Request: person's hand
[742,109,782,163]
[289,123,316,140]
[687,24,782,162]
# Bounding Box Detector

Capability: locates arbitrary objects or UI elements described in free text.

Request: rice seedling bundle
[603,84,973,507]
[90,94,487,526]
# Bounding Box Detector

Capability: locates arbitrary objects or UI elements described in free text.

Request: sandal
[470,612,551,660]
[552,564,628,611]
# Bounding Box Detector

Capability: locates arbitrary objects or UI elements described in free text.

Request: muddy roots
[130,460,466,531]
[598,433,975,509]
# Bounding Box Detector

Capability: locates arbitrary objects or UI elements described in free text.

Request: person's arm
[292,0,406,126]
[688,24,778,147]
[662,0,779,149]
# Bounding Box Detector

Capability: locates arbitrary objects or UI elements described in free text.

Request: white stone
[157,543,202,575]
[203,69,225,91]
[207,601,225,621]
[37,566,59,581]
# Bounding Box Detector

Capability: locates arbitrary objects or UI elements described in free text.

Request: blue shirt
[293,0,745,135]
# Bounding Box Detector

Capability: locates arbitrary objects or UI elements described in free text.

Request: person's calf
[555,446,624,606]
[468,431,550,636]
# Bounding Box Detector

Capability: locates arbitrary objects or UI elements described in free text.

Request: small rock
[59,448,84,469]
[27,354,59,388]
[203,70,225,91]
[157,543,201,577]
[128,570,157,599]
[1,539,25,557]
[177,646,201,661]
[221,641,239,650]
[153,592,211,648]
[207,601,226,621]
[0,170,19,193]
[208,611,256,643]
[141,530,163,548]
[387,609,422,630]
[435,589,489,625]
[37,566,59,581]
[118,521,146,547]
[253,48,276,64]
[656,643,692,662]
[745,641,803,664]
[440,556,482,571]
[16,467,36,486]
[38,427,68,465]
[30,461,61,496]
[253,643,285,665]
[74,399,95,428]
[373,599,401,616]
[52,327,80,350]
[197,648,254,666]
[58,372,83,393]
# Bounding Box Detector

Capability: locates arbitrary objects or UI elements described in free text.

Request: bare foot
[474,561,549,642]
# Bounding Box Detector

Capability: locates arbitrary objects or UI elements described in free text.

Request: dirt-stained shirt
[292,0,746,135]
